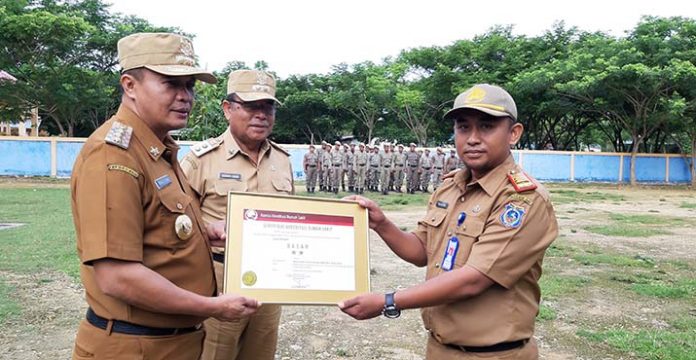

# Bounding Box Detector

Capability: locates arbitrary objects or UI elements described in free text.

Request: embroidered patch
[436,201,449,209]
[107,164,139,178]
[219,172,242,180]
[499,203,526,228]
[154,175,172,190]
[510,194,533,206]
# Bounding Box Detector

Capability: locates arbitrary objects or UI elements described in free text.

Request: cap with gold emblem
[444,84,517,121]
[227,70,281,104]
[118,33,216,84]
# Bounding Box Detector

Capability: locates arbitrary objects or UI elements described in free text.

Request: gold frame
[224,192,370,304]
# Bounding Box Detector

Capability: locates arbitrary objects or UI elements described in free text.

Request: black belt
[86,308,200,336]
[307,165,316,167]
[383,166,391,168]
[435,167,443,169]
[371,165,379,167]
[213,252,225,263]
[333,164,341,167]
[409,165,418,167]
[444,339,527,353]
[357,163,366,166]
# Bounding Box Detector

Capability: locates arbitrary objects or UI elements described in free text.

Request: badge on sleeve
[499,203,526,228]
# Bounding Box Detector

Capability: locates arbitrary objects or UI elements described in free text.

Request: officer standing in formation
[368,145,381,191]
[354,143,368,194]
[432,147,446,190]
[378,142,393,194]
[445,149,459,173]
[181,69,293,360]
[405,143,420,194]
[320,141,332,191]
[303,145,319,193]
[339,83,558,360]
[316,141,327,191]
[420,148,433,192]
[392,144,407,192]
[70,32,259,360]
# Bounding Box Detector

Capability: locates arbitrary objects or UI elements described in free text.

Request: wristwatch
[383,292,401,318]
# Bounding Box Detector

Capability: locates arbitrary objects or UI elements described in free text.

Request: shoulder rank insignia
[269,140,290,156]
[190,138,221,157]
[500,203,526,228]
[507,170,537,193]
[104,121,133,149]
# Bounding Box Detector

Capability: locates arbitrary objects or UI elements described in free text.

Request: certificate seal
[242,271,257,286]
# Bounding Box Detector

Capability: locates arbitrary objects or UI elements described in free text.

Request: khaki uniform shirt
[406,150,420,168]
[321,149,333,168]
[304,151,319,169]
[354,151,368,166]
[344,150,355,169]
[369,152,381,167]
[420,153,433,168]
[181,128,294,226]
[330,148,344,169]
[433,153,446,168]
[393,152,407,167]
[71,105,216,328]
[379,151,393,168]
[413,155,557,346]
[445,155,459,172]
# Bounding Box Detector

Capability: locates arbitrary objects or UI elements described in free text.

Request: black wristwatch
[383,291,401,319]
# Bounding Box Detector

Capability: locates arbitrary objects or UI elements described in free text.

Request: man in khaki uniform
[392,144,407,192]
[405,143,420,194]
[432,147,446,190]
[354,143,368,194]
[346,143,356,192]
[329,141,343,193]
[304,145,319,193]
[368,145,381,192]
[340,84,558,360]
[379,142,393,195]
[445,149,459,173]
[316,141,326,191]
[181,70,293,360]
[70,33,259,360]
[419,148,433,192]
[320,142,332,192]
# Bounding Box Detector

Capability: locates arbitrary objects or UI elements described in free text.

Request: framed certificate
[223,192,370,304]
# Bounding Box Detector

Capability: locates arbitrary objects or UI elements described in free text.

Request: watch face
[384,306,401,319]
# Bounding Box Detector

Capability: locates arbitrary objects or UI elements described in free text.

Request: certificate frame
[223,192,370,305]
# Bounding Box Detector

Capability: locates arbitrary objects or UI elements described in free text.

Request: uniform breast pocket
[271,175,293,194]
[419,208,448,257]
[158,188,194,248]
[452,219,485,268]
[214,178,248,196]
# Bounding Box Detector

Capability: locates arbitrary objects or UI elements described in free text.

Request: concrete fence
[0,136,693,184]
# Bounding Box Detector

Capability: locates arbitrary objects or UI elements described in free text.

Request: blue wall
[0,140,52,176]
[0,137,693,184]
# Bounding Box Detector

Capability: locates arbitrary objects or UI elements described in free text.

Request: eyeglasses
[229,99,276,114]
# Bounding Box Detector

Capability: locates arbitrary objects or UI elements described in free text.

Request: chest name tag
[436,201,449,209]
[154,175,172,190]
[219,172,242,180]
[440,236,460,271]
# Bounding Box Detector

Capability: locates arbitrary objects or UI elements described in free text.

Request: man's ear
[509,121,524,147]
[120,74,137,100]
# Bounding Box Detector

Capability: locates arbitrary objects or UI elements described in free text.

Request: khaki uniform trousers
[321,166,331,189]
[420,167,432,191]
[72,320,205,360]
[330,165,342,189]
[379,167,391,192]
[346,165,355,188]
[306,166,317,189]
[369,166,380,189]
[406,166,419,191]
[394,165,405,190]
[201,261,281,360]
[426,335,538,360]
[355,165,367,190]
[432,167,443,189]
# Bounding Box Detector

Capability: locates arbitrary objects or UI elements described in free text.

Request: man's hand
[338,293,384,320]
[342,195,386,230]
[206,220,227,247]
[210,294,260,321]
